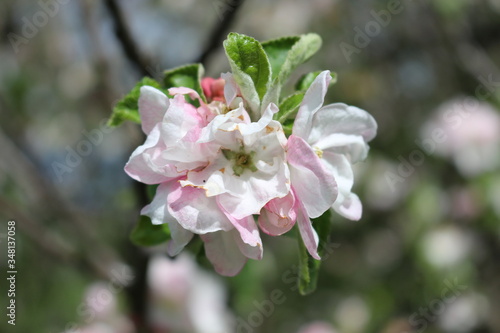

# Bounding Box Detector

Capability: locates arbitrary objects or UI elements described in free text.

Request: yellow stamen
[313,146,323,158]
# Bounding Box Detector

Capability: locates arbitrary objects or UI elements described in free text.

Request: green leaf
[275,92,304,123]
[297,209,332,295]
[163,63,206,102]
[261,33,322,109]
[223,32,271,116]
[295,71,337,91]
[278,33,322,82]
[262,34,322,83]
[262,36,301,81]
[130,215,171,247]
[107,77,161,128]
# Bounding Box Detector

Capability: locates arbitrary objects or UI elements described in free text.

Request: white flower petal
[221,72,239,107]
[197,104,248,146]
[293,71,332,139]
[182,157,231,197]
[216,160,290,219]
[322,151,363,221]
[322,151,354,205]
[309,103,377,162]
[238,103,278,140]
[138,86,170,135]
[333,192,363,221]
[288,135,338,218]
[124,125,179,184]
[201,230,248,276]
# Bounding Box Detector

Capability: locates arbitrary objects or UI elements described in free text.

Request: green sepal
[108,77,161,128]
[130,215,171,247]
[297,209,333,295]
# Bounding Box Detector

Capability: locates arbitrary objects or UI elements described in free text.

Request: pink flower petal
[201,77,225,102]
[141,181,193,255]
[167,182,233,234]
[168,87,201,101]
[258,192,297,236]
[294,191,320,260]
[201,77,216,100]
[124,125,179,184]
[232,229,263,261]
[161,95,200,144]
[217,198,262,250]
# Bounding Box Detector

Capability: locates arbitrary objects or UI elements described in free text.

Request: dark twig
[0,197,120,281]
[101,1,153,330]
[197,0,246,65]
[0,198,75,263]
[104,0,150,77]
[0,125,125,281]
[0,3,14,44]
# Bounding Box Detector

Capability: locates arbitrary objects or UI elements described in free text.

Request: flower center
[236,153,250,166]
[313,146,323,158]
[222,149,258,176]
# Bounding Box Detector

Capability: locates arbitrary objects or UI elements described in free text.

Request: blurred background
[1,0,500,332]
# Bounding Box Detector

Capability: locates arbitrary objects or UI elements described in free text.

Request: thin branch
[0,126,123,275]
[197,0,246,65]
[0,198,75,263]
[95,3,154,329]
[0,3,14,44]
[0,197,120,281]
[420,1,500,101]
[104,0,151,77]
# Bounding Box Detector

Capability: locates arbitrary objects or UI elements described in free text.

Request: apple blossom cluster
[124,68,376,276]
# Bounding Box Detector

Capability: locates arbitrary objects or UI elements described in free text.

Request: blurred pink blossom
[422,98,500,176]
[67,283,135,333]
[298,321,338,333]
[147,254,232,333]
